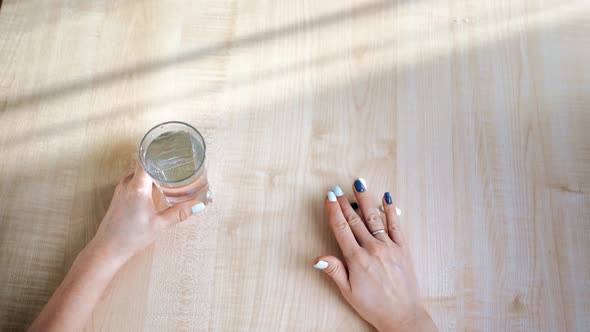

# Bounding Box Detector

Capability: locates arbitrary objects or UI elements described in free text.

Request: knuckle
[366,214,383,227]
[128,182,150,197]
[332,220,350,233]
[347,215,364,227]
[388,221,401,232]
[129,183,140,192]
[177,208,190,223]
[347,248,365,262]
[368,244,388,257]
[117,177,128,187]
[129,188,143,199]
[326,262,340,275]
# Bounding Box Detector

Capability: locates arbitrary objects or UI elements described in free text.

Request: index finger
[325,191,359,256]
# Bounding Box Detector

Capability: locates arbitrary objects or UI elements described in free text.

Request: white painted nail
[332,185,343,197]
[359,178,367,188]
[191,203,206,214]
[396,207,402,216]
[313,260,329,270]
[327,191,337,202]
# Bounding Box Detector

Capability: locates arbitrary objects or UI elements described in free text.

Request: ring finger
[351,178,389,242]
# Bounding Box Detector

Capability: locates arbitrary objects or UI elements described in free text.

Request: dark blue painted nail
[384,192,392,205]
[354,179,365,192]
[350,202,359,210]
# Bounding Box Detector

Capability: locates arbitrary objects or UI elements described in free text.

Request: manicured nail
[191,203,206,214]
[384,192,392,205]
[313,260,329,270]
[354,179,365,192]
[332,185,344,197]
[350,202,359,209]
[359,178,367,188]
[327,191,337,202]
[396,207,402,216]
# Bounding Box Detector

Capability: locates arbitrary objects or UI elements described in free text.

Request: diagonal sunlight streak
[2,0,404,111]
[393,2,589,70]
[0,2,586,151]
[0,39,398,148]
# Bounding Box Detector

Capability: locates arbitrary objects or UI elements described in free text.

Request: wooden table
[1,0,589,330]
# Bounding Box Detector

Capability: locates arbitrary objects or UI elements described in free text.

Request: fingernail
[191,203,206,214]
[327,191,337,202]
[396,207,402,216]
[384,192,392,205]
[313,260,329,270]
[332,185,344,197]
[354,179,365,192]
[359,178,367,188]
[350,202,359,209]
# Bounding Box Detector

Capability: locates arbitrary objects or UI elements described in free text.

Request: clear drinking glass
[139,121,212,206]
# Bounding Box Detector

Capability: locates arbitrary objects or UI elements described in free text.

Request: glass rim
[138,121,207,185]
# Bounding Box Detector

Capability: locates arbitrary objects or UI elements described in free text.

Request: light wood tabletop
[1,0,589,331]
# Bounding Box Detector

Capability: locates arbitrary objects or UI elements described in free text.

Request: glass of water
[139,121,212,206]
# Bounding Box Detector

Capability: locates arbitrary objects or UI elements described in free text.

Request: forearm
[28,242,124,332]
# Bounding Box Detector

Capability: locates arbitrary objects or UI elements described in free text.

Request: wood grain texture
[1,0,589,331]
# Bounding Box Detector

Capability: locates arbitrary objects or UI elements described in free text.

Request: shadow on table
[0,138,136,330]
[0,2,587,331]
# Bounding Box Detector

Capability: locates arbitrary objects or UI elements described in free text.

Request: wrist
[80,240,129,273]
[377,305,437,332]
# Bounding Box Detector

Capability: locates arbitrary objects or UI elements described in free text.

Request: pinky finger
[383,192,406,246]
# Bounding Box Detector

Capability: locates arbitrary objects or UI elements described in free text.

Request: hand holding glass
[139,121,212,206]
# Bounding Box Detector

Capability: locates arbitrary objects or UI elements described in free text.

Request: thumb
[313,256,351,296]
[157,200,206,226]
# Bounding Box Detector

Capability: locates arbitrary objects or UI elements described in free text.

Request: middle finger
[333,185,375,247]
